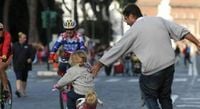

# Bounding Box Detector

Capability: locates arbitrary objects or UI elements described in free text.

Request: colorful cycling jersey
[51,32,85,55]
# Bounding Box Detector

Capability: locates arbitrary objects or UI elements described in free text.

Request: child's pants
[67,90,85,109]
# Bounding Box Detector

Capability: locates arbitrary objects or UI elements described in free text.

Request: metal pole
[92,0,95,39]
[46,10,51,71]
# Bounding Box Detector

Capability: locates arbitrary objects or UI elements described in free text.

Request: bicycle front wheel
[0,80,12,109]
[59,91,67,109]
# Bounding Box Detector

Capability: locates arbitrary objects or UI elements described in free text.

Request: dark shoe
[15,91,21,98]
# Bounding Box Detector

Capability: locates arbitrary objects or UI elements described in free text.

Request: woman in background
[12,32,35,97]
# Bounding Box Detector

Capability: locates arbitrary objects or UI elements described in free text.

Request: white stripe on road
[181,101,200,104]
[173,78,187,82]
[105,78,121,82]
[128,78,187,82]
[176,104,200,108]
[103,78,187,83]
[176,97,200,108]
[128,78,138,82]
[181,98,200,100]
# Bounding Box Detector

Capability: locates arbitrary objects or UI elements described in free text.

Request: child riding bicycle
[53,50,95,109]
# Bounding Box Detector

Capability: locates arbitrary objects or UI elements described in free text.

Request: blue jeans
[139,64,174,109]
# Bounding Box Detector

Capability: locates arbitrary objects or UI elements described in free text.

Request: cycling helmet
[63,19,77,30]
[0,23,3,29]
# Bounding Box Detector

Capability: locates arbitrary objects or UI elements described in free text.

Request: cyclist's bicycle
[0,57,12,109]
[52,88,103,109]
[50,56,71,109]
[0,79,12,109]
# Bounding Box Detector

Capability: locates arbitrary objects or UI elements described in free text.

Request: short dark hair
[122,3,143,18]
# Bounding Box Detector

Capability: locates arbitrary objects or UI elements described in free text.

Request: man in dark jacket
[12,32,36,97]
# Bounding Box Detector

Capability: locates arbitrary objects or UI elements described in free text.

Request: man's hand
[27,58,32,63]
[1,55,7,62]
[184,33,200,51]
[90,61,103,77]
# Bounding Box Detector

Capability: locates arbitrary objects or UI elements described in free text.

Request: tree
[27,0,39,43]
[117,0,137,7]
[3,0,11,30]
[80,0,113,45]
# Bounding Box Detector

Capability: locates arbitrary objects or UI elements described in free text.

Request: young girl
[54,50,94,109]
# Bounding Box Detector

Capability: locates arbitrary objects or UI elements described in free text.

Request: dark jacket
[12,42,36,71]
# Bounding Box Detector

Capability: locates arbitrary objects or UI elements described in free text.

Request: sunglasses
[0,28,3,31]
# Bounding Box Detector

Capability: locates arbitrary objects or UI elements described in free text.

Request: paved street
[6,55,200,109]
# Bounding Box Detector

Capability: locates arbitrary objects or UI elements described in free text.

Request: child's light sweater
[57,64,94,95]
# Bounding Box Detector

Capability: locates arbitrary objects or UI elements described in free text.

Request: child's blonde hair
[85,90,97,106]
[69,50,87,66]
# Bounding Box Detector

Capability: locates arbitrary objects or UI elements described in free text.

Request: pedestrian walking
[12,32,36,97]
[174,45,181,65]
[91,3,200,109]
[183,44,192,66]
[53,50,95,109]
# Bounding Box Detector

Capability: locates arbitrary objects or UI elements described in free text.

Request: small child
[76,90,103,109]
[54,50,95,109]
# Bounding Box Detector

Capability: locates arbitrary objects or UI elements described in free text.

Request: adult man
[0,23,12,95]
[49,19,85,76]
[91,4,200,109]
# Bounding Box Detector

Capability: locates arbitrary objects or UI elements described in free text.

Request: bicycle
[52,88,103,109]
[0,57,12,109]
[50,56,71,109]
[0,79,12,109]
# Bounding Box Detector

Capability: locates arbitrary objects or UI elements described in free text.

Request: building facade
[137,0,200,53]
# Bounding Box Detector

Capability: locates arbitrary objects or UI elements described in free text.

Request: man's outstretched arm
[90,61,104,77]
[184,33,200,50]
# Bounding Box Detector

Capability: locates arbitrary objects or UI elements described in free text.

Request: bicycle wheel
[59,91,67,109]
[0,80,12,109]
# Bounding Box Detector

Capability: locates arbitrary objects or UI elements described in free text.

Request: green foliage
[80,20,113,45]
[116,0,137,7]
[41,10,57,28]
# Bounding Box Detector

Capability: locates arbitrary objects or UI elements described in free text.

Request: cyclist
[49,19,86,76]
[0,23,12,96]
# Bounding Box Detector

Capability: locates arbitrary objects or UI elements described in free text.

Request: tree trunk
[74,0,78,24]
[3,0,11,30]
[27,0,39,43]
